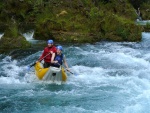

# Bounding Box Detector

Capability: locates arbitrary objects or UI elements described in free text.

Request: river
[0,32,150,113]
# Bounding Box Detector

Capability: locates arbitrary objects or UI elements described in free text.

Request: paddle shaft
[66,68,74,74]
[56,62,74,75]
[29,52,51,68]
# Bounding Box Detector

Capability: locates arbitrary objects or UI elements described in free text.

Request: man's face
[48,43,53,47]
[56,49,61,54]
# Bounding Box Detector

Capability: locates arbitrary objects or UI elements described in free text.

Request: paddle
[65,68,74,75]
[27,52,51,70]
[56,63,77,76]
[67,69,78,76]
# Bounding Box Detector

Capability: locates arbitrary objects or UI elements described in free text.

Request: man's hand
[49,51,53,54]
[66,68,70,72]
[54,61,58,63]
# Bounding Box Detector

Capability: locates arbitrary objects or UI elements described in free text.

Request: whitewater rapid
[0,32,150,113]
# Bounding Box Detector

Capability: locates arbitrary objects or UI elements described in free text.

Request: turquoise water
[1,33,150,113]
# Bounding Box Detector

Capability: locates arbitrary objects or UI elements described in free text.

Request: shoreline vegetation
[0,0,150,53]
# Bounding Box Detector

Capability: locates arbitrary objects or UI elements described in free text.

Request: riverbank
[0,0,150,53]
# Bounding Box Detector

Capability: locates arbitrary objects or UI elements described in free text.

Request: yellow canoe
[34,62,67,82]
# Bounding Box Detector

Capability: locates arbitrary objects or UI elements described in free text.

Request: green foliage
[99,13,142,41]
[89,7,103,18]
[116,26,130,40]
[4,23,19,37]
[35,10,54,24]
[0,0,144,45]
[145,23,150,28]
[140,1,150,20]
[143,23,150,32]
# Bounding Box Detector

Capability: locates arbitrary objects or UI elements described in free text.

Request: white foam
[124,89,150,113]
[2,60,21,77]
[0,33,4,40]
[22,30,34,41]
[136,20,150,25]
[0,56,37,84]
[1,33,150,112]
[0,77,21,84]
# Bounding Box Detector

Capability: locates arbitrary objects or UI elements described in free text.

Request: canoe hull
[34,62,67,82]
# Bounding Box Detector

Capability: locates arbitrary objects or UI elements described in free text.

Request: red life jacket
[39,46,56,63]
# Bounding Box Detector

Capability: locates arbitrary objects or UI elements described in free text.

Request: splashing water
[1,32,150,113]
[0,33,4,40]
[22,30,34,41]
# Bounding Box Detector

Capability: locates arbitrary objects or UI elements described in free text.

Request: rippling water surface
[1,33,150,113]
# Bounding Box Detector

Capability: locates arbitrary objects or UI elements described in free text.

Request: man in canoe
[51,45,70,71]
[37,39,57,68]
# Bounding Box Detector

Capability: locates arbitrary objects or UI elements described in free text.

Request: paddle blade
[26,66,31,71]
